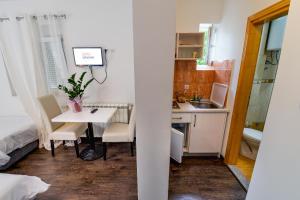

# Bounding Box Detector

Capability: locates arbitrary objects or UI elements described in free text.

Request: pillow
[0,150,10,166]
[0,174,49,200]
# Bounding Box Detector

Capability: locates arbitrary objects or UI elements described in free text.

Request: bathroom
[236,15,287,184]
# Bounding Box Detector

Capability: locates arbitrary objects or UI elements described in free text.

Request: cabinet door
[170,128,184,163]
[189,113,227,153]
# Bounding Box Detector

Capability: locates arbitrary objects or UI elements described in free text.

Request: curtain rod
[0,14,66,22]
[31,14,67,20]
[0,17,9,22]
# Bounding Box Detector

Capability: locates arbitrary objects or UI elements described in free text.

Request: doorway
[224,0,290,189]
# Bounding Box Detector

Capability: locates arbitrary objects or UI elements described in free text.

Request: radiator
[83,103,133,137]
[83,103,132,123]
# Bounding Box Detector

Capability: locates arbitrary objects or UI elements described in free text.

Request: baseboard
[226,164,249,192]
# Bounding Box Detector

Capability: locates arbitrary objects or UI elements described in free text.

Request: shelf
[175,58,198,61]
[175,32,204,60]
[179,32,205,34]
[178,45,203,48]
[178,33,204,45]
[177,47,203,60]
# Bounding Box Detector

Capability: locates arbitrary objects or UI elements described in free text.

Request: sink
[190,102,219,109]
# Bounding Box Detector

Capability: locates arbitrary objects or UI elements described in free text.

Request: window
[40,36,67,89]
[36,16,69,90]
[197,24,217,67]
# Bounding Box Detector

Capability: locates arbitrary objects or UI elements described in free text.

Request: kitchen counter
[172,102,230,113]
[171,102,229,158]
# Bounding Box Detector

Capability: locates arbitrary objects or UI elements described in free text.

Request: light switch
[184,84,190,90]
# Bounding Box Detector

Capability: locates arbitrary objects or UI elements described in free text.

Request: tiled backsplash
[173,60,232,100]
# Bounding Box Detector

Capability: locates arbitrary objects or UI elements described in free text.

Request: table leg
[79,122,104,161]
[88,122,95,150]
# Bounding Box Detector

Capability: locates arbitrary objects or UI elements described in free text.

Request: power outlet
[184,84,190,90]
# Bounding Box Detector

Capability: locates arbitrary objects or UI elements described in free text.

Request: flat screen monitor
[73,47,103,66]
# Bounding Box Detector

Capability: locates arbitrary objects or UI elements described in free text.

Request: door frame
[224,0,290,164]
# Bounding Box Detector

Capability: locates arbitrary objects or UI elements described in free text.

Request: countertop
[172,102,230,113]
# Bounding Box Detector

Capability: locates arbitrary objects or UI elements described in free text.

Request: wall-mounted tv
[73,47,103,66]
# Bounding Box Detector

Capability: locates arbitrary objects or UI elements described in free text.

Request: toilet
[240,128,263,160]
[243,128,263,147]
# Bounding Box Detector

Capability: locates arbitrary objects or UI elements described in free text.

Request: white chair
[37,95,88,157]
[102,106,136,160]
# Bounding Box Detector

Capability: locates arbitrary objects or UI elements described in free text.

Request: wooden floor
[4,143,246,200]
[236,155,255,181]
[169,157,246,200]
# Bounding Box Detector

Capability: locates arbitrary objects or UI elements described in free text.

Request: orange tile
[173,60,233,100]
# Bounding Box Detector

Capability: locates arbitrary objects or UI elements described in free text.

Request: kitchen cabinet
[189,113,227,154]
[175,32,205,60]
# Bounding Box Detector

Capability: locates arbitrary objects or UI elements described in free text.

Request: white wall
[214,0,279,155]
[247,0,300,199]
[0,0,135,107]
[176,0,224,32]
[132,0,175,199]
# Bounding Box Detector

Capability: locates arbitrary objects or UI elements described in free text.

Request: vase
[68,98,82,113]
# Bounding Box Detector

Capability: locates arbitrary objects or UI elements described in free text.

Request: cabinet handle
[172,117,183,120]
[193,115,196,127]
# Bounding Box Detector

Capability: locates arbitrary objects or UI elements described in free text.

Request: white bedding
[0,173,49,200]
[0,116,38,166]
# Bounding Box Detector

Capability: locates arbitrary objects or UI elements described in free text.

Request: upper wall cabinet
[175,33,204,60]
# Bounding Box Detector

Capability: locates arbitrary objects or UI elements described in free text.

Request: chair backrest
[128,106,136,142]
[37,95,64,133]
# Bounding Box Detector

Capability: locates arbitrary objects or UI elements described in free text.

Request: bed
[0,116,39,170]
[0,173,49,200]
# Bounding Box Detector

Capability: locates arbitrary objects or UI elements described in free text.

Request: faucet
[191,93,202,102]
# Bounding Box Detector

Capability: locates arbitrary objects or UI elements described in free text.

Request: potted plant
[58,72,94,112]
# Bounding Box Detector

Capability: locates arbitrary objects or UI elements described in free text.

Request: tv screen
[73,47,103,66]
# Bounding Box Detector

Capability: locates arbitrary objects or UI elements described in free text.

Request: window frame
[39,35,67,90]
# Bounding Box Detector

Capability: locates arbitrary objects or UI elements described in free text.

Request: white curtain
[0,15,68,150]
